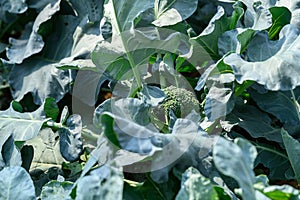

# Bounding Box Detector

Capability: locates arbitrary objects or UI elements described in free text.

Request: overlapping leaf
[224,25,300,91]
[0,166,36,200]
[6,0,61,64]
[0,102,48,141]
[152,0,198,27]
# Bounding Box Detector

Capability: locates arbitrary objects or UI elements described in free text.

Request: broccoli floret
[160,86,200,118]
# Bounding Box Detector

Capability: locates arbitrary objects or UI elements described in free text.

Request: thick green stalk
[111,1,143,92]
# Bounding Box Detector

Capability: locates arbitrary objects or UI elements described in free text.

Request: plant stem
[111,1,143,92]
[234,80,254,97]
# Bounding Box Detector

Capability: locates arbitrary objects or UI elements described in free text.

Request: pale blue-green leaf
[246,31,284,61]
[58,16,104,69]
[1,0,27,13]
[0,103,48,141]
[69,0,104,22]
[240,1,272,30]
[77,165,123,200]
[0,166,36,200]
[213,137,257,199]
[218,28,256,55]
[175,167,218,200]
[40,180,73,200]
[9,15,84,105]
[0,132,22,170]
[9,59,75,105]
[224,25,300,91]
[59,114,83,162]
[92,28,188,74]
[6,0,61,64]
[204,86,235,121]
[60,106,69,124]
[100,112,159,155]
[140,85,166,107]
[282,129,300,183]
[152,0,198,27]
[94,98,156,128]
[104,0,153,34]
[1,134,22,168]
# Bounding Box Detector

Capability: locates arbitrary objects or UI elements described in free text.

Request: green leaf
[281,129,300,183]
[254,142,293,180]
[218,28,256,55]
[104,0,153,34]
[249,89,300,126]
[0,166,36,200]
[153,0,198,27]
[224,25,300,91]
[263,185,300,200]
[40,180,73,200]
[191,6,233,60]
[0,102,48,141]
[213,137,257,199]
[222,104,283,143]
[6,0,61,64]
[191,4,243,60]
[175,167,218,200]
[44,97,59,121]
[268,7,291,39]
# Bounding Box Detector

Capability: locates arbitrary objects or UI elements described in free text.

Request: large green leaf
[224,24,300,91]
[40,180,73,200]
[104,0,153,34]
[76,165,123,200]
[6,0,61,64]
[249,89,300,126]
[213,137,257,199]
[152,0,198,27]
[191,5,243,60]
[9,13,103,104]
[175,167,218,200]
[0,102,48,141]
[222,103,283,143]
[9,58,75,105]
[281,129,300,183]
[254,142,293,180]
[0,166,36,200]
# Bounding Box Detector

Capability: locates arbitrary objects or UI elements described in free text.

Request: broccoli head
[160,86,200,118]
